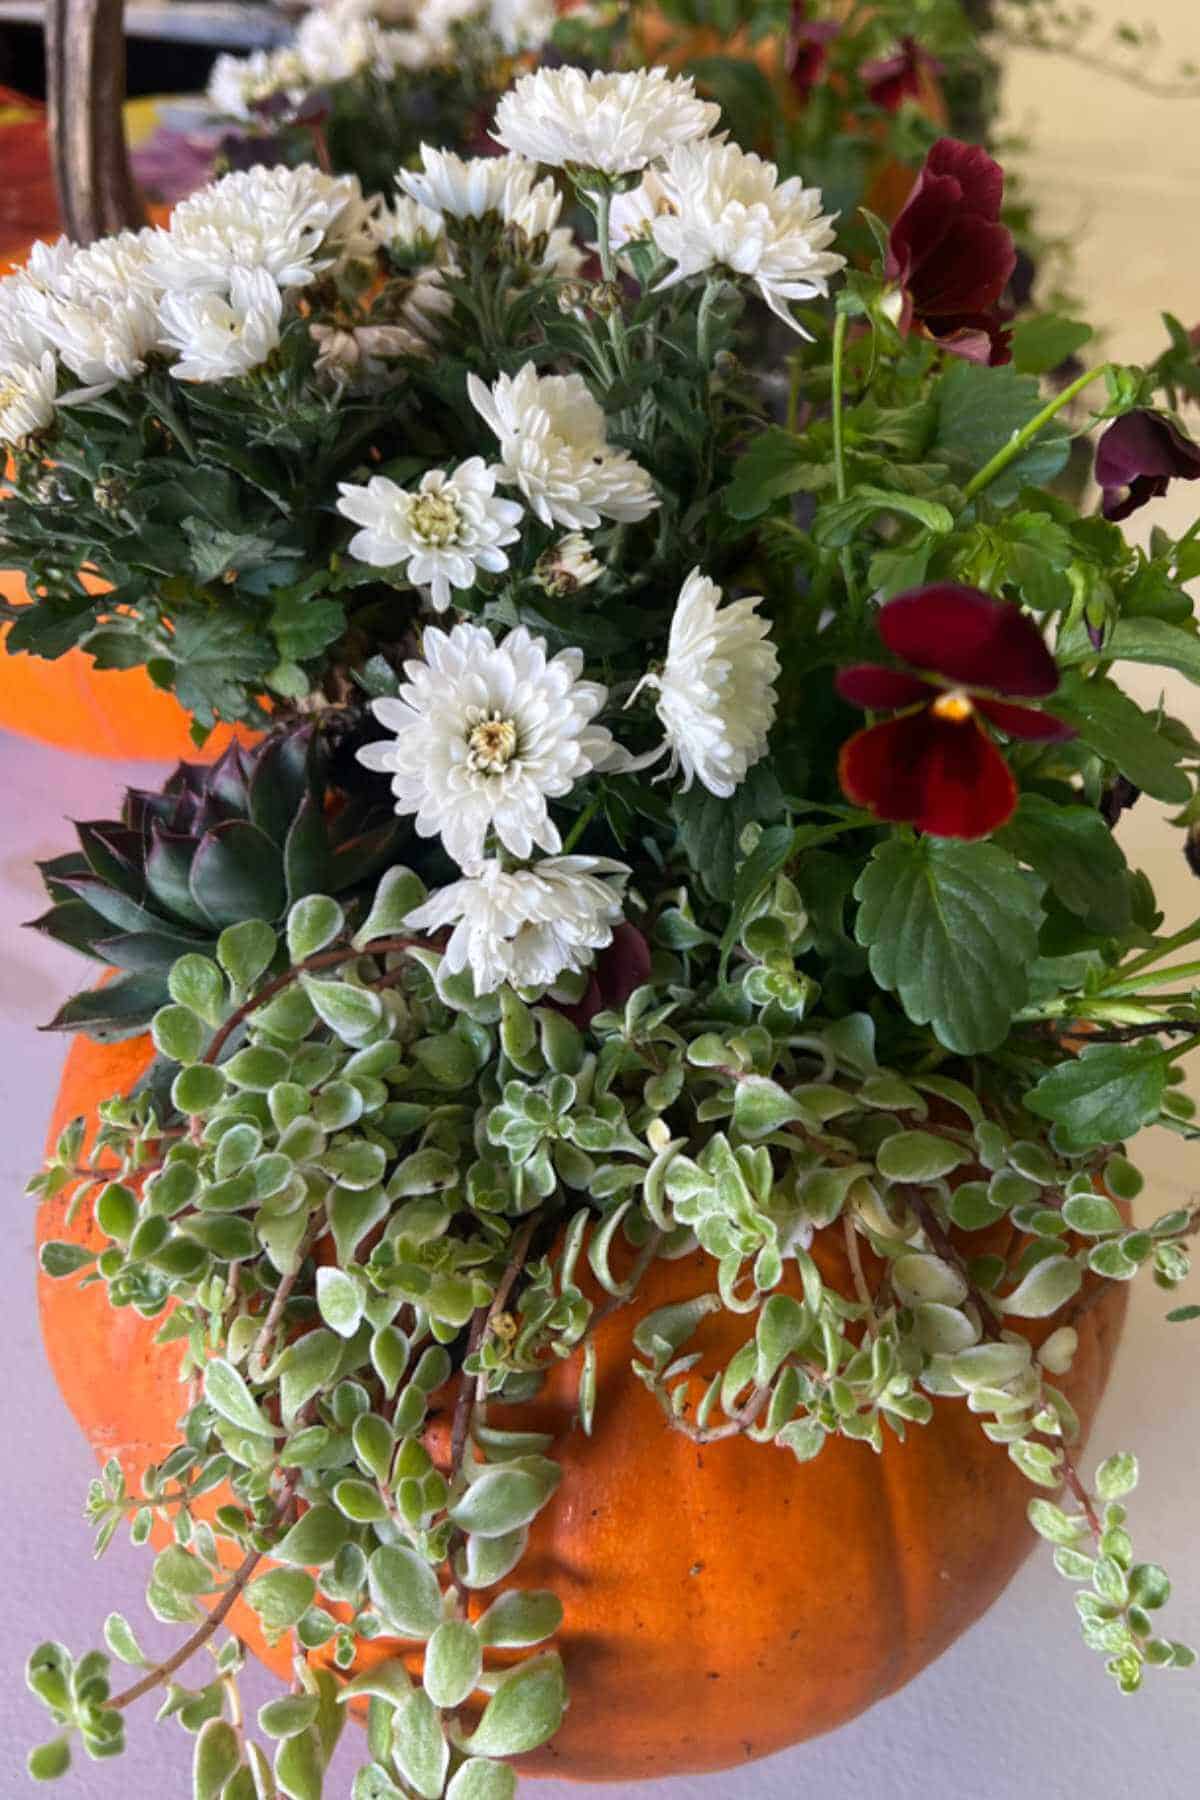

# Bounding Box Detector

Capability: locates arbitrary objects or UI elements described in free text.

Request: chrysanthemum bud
[535,534,604,597]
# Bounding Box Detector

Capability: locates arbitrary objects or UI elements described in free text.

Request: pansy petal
[878,584,1060,698]
[836,664,933,710]
[976,697,1076,741]
[838,708,1017,839]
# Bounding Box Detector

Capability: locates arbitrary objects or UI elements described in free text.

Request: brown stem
[664,1383,770,1445]
[248,1218,323,1379]
[450,1216,541,1477]
[203,937,426,1067]
[105,1471,300,1713]
[906,1188,1004,1342]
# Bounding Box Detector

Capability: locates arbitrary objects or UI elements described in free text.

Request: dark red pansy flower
[561,922,653,1030]
[1093,410,1200,521]
[836,584,1075,840]
[885,137,1016,366]
[785,4,839,103]
[862,37,942,113]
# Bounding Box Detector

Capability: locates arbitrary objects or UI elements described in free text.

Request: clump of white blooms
[468,364,660,530]
[404,854,629,993]
[206,0,556,122]
[0,353,57,444]
[398,149,541,224]
[652,142,846,333]
[336,460,523,609]
[158,267,284,384]
[632,569,780,797]
[493,66,721,179]
[357,622,620,868]
[145,164,376,293]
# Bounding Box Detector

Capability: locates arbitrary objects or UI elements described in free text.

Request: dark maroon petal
[836,665,933,711]
[878,585,1061,698]
[1094,411,1200,519]
[1100,473,1169,522]
[923,138,1006,220]
[975,698,1076,741]
[786,9,839,99]
[926,309,1014,366]
[839,708,1018,839]
[862,38,940,113]
[886,138,1015,328]
[560,922,653,1030]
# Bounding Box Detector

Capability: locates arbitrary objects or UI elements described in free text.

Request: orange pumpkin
[37,1029,1126,1781]
[1,592,248,762]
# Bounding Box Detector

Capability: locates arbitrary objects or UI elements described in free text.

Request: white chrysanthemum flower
[295,4,378,83]
[206,49,291,120]
[159,266,283,382]
[0,353,57,444]
[405,855,629,994]
[311,276,449,378]
[37,291,160,395]
[493,67,721,178]
[373,194,447,256]
[608,167,679,251]
[146,164,376,294]
[373,25,440,74]
[535,533,603,596]
[487,0,556,55]
[337,459,523,610]
[652,141,844,333]
[0,272,54,363]
[398,147,539,223]
[357,621,620,866]
[468,363,659,531]
[633,567,779,797]
[380,199,446,255]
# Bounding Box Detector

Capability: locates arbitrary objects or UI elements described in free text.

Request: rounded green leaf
[333,1479,389,1524]
[391,1689,448,1800]
[1061,1192,1124,1236]
[997,1255,1082,1319]
[246,1569,317,1643]
[316,1266,365,1340]
[168,954,227,1026]
[448,1464,561,1538]
[258,1695,321,1741]
[876,1131,967,1184]
[274,1726,322,1800]
[204,1358,275,1437]
[274,1506,350,1569]
[217,920,279,991]
[27,1739,71,1781]
[152,1003,206,1065]
[475,1590,564,1650]
[446,1760,518,1800]
[288,895,346,963]
[194,1718,240,1800]
[461,1654,567,1759]
[423,1619,483,1709]
[367,1545,442,1640]
[96,1182,138,1242]
[171,1062,227,1115]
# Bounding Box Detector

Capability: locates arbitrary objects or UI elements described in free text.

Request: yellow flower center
[410,490,461,547]
[931,690,975,724]
[466,712,518,774]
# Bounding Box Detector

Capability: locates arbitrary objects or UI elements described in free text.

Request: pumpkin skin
[0,574,249,762]
[37,1029,1126,1782]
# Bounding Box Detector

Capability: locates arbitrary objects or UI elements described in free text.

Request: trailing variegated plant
[11,29,1200,1800]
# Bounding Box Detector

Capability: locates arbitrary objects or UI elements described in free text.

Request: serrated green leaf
[855,837,1043,1053]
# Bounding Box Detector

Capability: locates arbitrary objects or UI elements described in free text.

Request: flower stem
[561,792,604,854]
[831,308,849,504]
[961,363,1112,503]
[696,278,723,370]
[591,186,633,385]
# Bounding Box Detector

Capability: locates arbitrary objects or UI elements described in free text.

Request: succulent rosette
[9,19,1200,1800]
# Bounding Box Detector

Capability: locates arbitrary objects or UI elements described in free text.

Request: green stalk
[1107,922,1200,985]
[961,363,1112,502]
[831,309,849,504]
[592,186,632,384]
